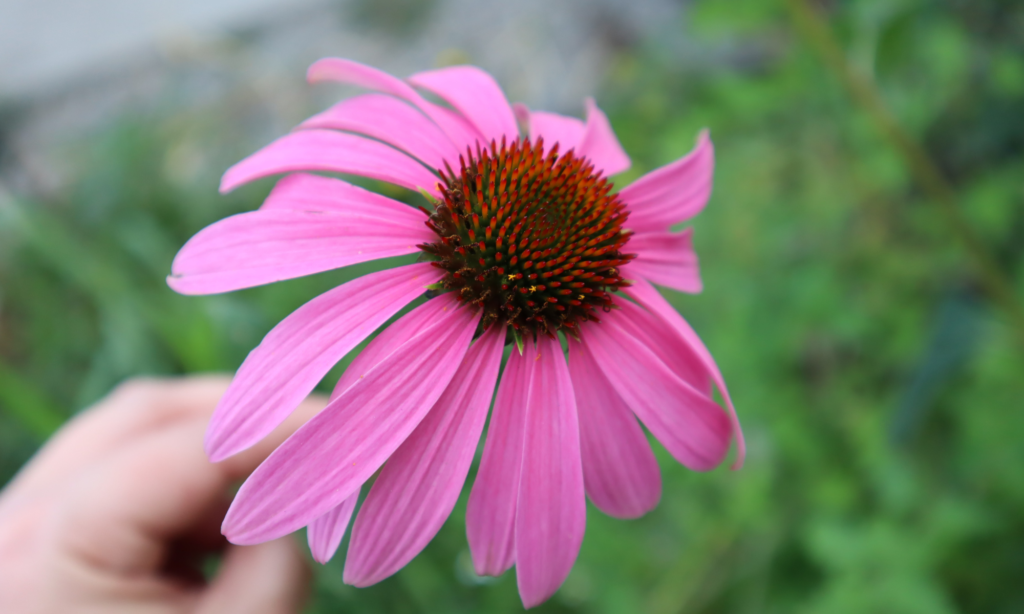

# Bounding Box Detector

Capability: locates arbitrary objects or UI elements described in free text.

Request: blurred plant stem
[785,0,1024,346]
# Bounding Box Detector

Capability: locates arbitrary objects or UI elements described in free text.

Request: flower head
[169,59,745,608]
[423,137,633,337]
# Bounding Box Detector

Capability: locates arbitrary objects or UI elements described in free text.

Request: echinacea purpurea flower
[168,59,746,608]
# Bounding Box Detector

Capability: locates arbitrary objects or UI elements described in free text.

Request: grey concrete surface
[0,0,687,195]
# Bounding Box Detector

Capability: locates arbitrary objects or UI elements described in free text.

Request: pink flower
[168,59,745,608]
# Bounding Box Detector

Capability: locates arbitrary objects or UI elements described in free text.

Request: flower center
[419,137,635,338]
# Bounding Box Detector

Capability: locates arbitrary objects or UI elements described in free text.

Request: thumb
[197,537,310,614]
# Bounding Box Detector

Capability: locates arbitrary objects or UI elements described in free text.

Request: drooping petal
[328,288,472,403]
[307,58,483,150]
[299,93,460,170]
[219,130,441,195]
[516,335,585,608]
[259,172,429,220]
[466,341,531,577]
[625,278,746,469]
[577,98,630,177]
[619,228,703,294]
[511,101,530,125]
[307,488,360,564]
[307,57,420,102]
[530,111,585,154]
[329,287,449,401]
[583,307,731,472]
[407,66,519,146]
[222,295,480,545]
[168,203,433,296]
[610,298,711,395]
[568,337,660,519]
[203,263,441,462]
[344,325,505,586]
[620,130,713,233]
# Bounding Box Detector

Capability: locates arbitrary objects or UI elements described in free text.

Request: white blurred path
[1,0,323,97]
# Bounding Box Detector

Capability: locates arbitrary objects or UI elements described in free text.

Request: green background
[2,0,1023,612]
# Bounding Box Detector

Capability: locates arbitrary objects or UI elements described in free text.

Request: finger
[196,539,310,614]
[49,392,329,574]
[3,375,232,503]
[49,420,229,574]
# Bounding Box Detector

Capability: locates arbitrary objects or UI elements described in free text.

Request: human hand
[0,376,326,613]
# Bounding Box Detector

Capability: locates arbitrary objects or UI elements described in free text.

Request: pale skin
[0,376,327,614]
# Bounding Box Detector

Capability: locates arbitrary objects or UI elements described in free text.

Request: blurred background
[2,0,1023,612]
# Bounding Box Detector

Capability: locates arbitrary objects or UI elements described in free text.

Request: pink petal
[610,298,711,395]
[259,172,429,219]
[620,130,713,233]
[329,286,446,401]
[625,279,746,469]
[567,337,660,519]
[330,290,466,403]
[515,335,585,608]
[307,58,483,150]
[527,109,585,156]
[298,93,460,171]
[343,325,505,586]
[512,101,530,125]
[582,306,731,472]
[307,488,360,564]
[169,191,433,296]
[219,130,441,195]
[577,98,630,177]
[221,295,480,544]
[619,228,703,294]
[203,263,441,462]
[407,66,519,146]
[466,341,531,576]
[308,58,420,101]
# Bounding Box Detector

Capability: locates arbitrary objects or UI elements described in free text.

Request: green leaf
[511,327,524,355]
[417,186,439,207]
[0,363,65,440]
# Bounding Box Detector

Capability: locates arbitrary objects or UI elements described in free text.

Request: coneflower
[168,59,744,608]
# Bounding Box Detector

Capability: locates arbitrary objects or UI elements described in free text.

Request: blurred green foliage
[2,0,1024,612]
